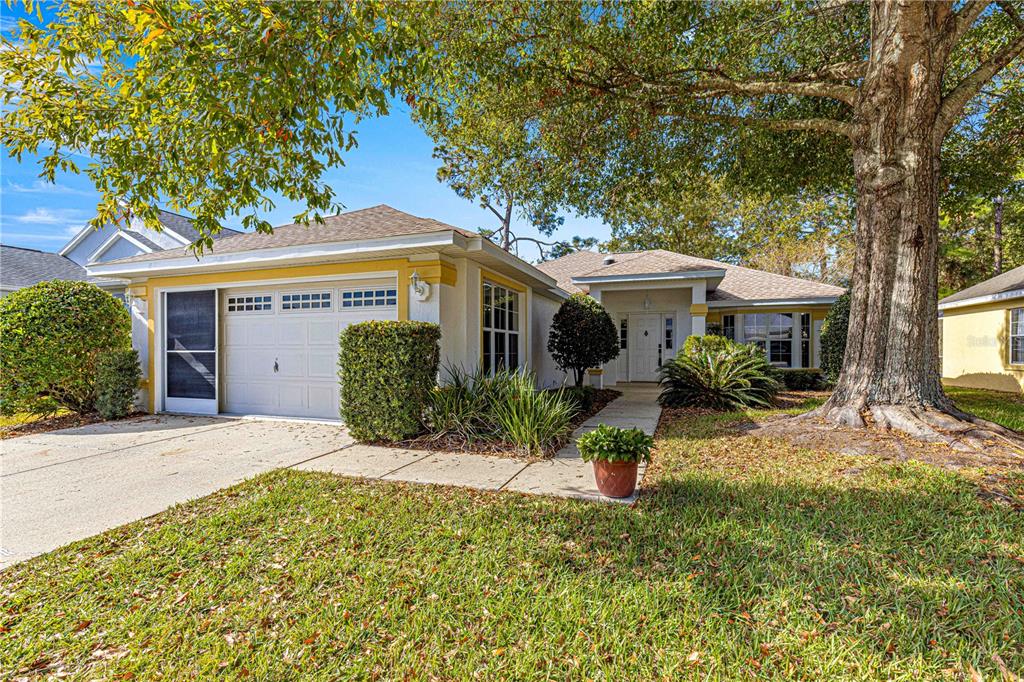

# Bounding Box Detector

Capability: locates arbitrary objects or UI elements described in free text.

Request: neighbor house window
[800,313,812,368]
[619,318,628,349]
[722,314,736,341]
[664,316,674,350]
[744,313,793,367]
[227,294,273,313]
[482,282,519,374]
[1012,308,1024,364]
[281,291,331,311]
[341,288,397,308]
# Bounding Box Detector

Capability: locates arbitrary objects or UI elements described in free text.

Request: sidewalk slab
[382,452,528,491]
[294,445,428,478]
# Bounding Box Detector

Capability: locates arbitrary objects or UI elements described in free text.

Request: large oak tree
[410,1,1024,448]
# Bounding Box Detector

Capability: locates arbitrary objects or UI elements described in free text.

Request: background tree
[1,1,425,249]
[606,181,856,286]
[413,0,1024,447]
[547,294,619,388]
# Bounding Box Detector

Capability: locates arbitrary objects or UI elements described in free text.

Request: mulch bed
[381,388,623,461]
[0,412,145,440]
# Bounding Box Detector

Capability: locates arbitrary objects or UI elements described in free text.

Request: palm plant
[659,341,780,410]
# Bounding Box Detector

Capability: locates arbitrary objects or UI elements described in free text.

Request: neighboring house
[537,249,844,385]
[0,245,110,297]
[86,205,844,421]
[939,264,1024,394]
[1,209,238,298]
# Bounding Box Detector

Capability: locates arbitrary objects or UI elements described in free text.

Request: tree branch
[936,29,1024,140]
[788,60,868,82]
[945,0,992,47]
[684,111,854,138]
[997,0,1024,29]
[683,75,857,105]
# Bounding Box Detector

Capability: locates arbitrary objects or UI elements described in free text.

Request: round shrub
[547,293,619,387]
[820,291,851,385]
[339,320,441,441]
[0,280,130,415]
[659,337,780,410]
[95,349,142,419]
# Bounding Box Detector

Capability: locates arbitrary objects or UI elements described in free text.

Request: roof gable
[536,249,845,303]
[98,205,479,266]
[939,265,1024,307]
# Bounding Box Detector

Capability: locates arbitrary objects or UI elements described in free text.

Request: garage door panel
[221,283,396,420]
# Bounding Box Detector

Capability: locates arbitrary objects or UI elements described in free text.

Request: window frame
[280,290,333,312]
[339,287,398,309]
[482,281,521,374]
[743,312,794,367]
[226,293,274,314]
[1011,308,1024,365]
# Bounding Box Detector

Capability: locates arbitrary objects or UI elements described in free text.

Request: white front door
[629,313,662,381]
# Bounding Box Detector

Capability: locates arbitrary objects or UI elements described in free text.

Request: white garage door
[221,281,398,419]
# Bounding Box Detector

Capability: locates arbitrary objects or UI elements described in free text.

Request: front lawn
[2,406,1022,679]
[947,386,1024,432]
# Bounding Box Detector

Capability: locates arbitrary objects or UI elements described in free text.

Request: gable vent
[602,256,615,266]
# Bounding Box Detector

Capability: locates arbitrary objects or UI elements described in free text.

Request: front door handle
[274,358,279,373]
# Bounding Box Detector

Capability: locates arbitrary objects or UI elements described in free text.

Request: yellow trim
[128,285,148,300]
[481,268,527,293]
[587,368,604,375]
[410,259,457,287]
[689,303,709,315]
[711,305,832,316]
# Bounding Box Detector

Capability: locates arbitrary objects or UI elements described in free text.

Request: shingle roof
[1,245,91,288]
[105,205,477,266]
[122,230,163,251]
[939,265,1024,306]
[156,209,241,243]
[536,249,845,302]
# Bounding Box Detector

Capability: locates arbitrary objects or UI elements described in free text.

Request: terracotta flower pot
[591,460,639,498]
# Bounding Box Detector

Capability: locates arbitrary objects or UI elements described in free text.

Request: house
[0,245,107,297]
[537,249,844,384]
[1,209,238,297]
[939,264,1024,394]
[85,205,844,421]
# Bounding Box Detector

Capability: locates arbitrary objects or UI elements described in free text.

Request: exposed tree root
[793,400,1024,457]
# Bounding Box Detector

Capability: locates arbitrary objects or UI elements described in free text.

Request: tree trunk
[995,196,1004,275]
[810,1,1021,450]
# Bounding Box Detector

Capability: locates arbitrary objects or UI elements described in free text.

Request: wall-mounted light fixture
[642,293,652,311]
[410,270,432,302]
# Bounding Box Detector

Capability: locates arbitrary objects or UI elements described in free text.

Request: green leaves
[576,423,653,464]
[659,336,781,410]
[547,294,620,388]
[1,0,432,250]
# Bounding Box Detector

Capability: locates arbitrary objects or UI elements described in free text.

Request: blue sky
[0,6,609,263]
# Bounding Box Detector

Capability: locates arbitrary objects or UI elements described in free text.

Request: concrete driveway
[1,415,353,569]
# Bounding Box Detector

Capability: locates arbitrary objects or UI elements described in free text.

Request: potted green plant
[576,424,654,498]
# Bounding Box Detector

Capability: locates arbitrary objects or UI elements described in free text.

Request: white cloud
[13,207,83,225]
[2,180,97,198]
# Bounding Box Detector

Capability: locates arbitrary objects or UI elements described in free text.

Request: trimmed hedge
[0,280,131,416]
[96,349,142,419]
[820,291,851,385]
[339,320,441,441]
[779,369,825,390]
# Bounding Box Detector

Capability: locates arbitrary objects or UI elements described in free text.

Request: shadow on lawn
[540,471,1021,635]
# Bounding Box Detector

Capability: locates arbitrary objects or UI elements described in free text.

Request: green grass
[947,386,1024,431]
[2,409,1023,680]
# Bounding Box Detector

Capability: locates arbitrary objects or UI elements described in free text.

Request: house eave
[571,269,727,285]
[938,288,1024,311]
[86,231,462,278]
[707,296,840,308]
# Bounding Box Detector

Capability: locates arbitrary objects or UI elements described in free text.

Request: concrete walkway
[297,383,663,503]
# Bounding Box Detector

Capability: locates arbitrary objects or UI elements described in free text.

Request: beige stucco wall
[941,300,1024,394]
[597,286,694,385]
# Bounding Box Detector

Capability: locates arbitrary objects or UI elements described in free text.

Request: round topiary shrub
[819,291,851,385]
[0,280,131,415]
[95,349,142,419]
[547,293,620,387]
